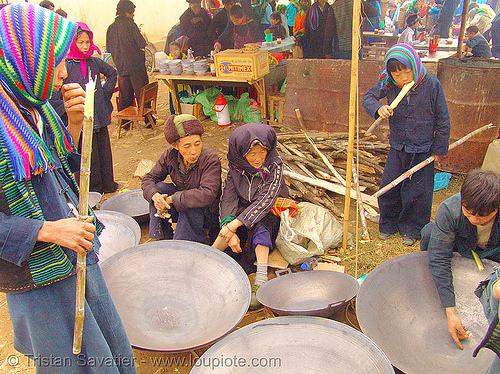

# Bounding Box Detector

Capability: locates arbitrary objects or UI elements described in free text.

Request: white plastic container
[482,139,500,174]
[154,52,168,71]
[211,95,231,127]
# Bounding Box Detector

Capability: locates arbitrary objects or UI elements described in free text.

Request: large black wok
[256,270,359,318]
[100,240,251,352]
[190,316,395,374]
[357,251,496,374]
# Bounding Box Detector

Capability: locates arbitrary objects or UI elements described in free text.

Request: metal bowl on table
[256,269,359,318]
[100,240,251,352]
[356,251,497,374]
[100,189,150,223]
[190,316,395,374]
[94,210,141,264]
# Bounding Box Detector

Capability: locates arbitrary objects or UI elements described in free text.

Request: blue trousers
[148,182,219,244]
[7,263,136,374]
[378,148,434,239]
[476,269,500,374]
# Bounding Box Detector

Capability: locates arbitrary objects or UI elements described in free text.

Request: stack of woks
[277,131,389,218]
[242,43,259,53]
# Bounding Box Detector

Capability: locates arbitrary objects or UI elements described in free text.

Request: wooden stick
[284,170,379,209]
[457,0,470,58]
[73,80,95,354]
[369,123,495,202]
[365,81,416,136]
[295,109,347,186]
[352,159,370,240]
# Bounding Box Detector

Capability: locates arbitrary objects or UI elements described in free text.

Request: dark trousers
[75,127,116,194]
[436,0,459,38]
[117,69,149,111]
[491,21,500,59]
[148,182,219,244]
[378,148,434,239]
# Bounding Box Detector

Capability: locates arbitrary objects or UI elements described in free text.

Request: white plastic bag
[275,202,346,265]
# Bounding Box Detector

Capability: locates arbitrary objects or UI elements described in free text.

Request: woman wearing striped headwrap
[0,3,136,373]
[362,43,450,247]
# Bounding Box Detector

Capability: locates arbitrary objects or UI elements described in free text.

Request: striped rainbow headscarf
[378,43,426,90]
[0,3,78,180]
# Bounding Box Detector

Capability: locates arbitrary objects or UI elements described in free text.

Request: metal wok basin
[88,191,102,209]
[100,189,150,223]
[256,270,359,318]
[100,240,251,352]
[190,316,395,374]
[95,210,141,264]
[357,251,496,374]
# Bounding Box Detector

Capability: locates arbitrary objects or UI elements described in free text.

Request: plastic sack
[275,202,346,265]
[243,102,263,123]
[434,172,452,192]
[194,88,236,122]
[233,92,252,122]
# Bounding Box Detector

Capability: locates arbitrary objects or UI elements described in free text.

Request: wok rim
[190,315,395,374]
[100,188,149,219]
[100,240,251,352]
[256,270,359,315]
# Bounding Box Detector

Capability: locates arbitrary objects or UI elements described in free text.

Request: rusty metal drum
[436,58,500,173]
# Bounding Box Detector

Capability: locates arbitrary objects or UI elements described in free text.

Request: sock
[254,263,268,286]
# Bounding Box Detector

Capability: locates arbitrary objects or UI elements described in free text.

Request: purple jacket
[141,146,221,214]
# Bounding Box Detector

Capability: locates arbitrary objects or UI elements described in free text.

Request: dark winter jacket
[424,193,500,308]
[217,19,262,50]
[220,124,289,228]
[50,57,117,130]
[362,73,450,156]
[106,15,147,75]
[141,146,222,214]
[179,7,212,57]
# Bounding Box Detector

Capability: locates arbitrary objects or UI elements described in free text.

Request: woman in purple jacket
[213,123,289,309]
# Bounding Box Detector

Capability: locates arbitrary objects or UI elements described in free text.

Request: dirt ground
[0,80,464,373]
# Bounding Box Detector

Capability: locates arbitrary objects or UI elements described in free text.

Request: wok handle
[328,300,346,309]
[275,268,292,277]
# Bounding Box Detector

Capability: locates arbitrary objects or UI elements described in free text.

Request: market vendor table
[413,38,459,51]
[260,36,296,54]
[156,74,268,119]
[421,50,457,74]
[362,31,400,48]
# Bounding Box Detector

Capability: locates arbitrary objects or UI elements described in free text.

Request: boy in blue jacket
[362,43,450,246]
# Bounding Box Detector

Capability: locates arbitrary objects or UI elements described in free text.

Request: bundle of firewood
[277,131,389,219]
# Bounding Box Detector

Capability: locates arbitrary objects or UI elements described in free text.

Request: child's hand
[228,234,242,253]
[377,105,393,119]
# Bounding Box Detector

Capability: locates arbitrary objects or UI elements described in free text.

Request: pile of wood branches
[277,132,389,218]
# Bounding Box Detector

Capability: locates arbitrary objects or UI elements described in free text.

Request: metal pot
[100,189,150,223]
[94,210,141,264]
[256,269,359,318]
[100,240,251,352]
[190,316,395,374]
[88,191,102,209]
[357,251,497,374]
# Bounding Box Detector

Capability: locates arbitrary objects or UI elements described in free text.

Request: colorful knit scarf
[309,1,321,30]
[378,43,426,90]
[67,22,101,81]
[0,3,77,181]
[0,3,83,288]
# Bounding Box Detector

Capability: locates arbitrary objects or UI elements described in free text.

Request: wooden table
[421,50,457,74]
[362,31,400,48]
[156,73,267,119]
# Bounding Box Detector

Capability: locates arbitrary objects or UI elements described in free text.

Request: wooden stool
[268,93,285,127]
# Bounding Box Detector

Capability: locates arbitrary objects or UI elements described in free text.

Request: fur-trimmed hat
[164,114,204,144]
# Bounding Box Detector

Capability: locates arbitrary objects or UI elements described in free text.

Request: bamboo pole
[73,79,95,354]
[295,109,347,186]
[457,0,470,58]
[352,159,370,240]
[284,170,379,208]
[365,81,415,136]
[342,0,362,252]
[368,123,495,203]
